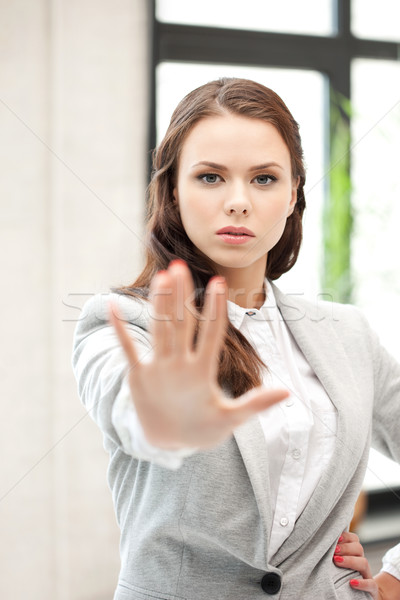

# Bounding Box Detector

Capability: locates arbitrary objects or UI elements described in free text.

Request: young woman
[72,78,400,599]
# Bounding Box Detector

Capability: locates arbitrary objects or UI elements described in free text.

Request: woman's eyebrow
[191,161,228,171]
[191,161,284,171]
[250,162,284,171]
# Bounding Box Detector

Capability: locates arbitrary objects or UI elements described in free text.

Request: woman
[72,78,400,599]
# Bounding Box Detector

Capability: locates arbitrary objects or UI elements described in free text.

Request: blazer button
[261,572,281,595]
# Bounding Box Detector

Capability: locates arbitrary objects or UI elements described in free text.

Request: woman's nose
[224,185,251,215]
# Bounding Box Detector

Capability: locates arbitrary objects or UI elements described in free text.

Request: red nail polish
[350,579,359,587]
[333,555,344,562]
[338,535,344,543]
[334,545,341,554]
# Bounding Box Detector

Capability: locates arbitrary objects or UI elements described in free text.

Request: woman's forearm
[374,572,400,600]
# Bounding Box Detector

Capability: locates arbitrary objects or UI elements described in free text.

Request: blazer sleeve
[71,293,195,467]
[366,314,400,464]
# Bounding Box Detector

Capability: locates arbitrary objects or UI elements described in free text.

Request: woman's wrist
[374,572,400,600]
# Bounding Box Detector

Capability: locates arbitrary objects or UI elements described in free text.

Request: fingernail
[333,555,344,562]
[338,535,344,543]
[350,579,359,587]
[209,276,226,285]
[169,259,186,268]
[334,545,341,554]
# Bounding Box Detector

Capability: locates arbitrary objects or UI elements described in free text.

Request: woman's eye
[254,174,276,185]
[200,173,221,184]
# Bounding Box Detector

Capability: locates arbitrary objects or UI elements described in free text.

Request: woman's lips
[216,226,255,236]
[216,227,255,245]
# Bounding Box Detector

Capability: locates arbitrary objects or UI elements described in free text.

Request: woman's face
[173,113,298,281]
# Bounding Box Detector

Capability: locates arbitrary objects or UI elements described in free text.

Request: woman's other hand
[333,531,400,600]
[109,259,289,450]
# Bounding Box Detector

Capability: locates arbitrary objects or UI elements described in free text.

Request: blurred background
[1,0,399,597]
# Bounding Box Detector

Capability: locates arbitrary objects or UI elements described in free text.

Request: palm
[109,261,288,450]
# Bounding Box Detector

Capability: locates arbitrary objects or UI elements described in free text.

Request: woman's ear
[288,176,300,216]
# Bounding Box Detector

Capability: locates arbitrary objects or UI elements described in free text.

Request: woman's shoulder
[74,290,151,339]
[271,283,365,326]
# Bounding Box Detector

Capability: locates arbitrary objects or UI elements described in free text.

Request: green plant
[322,90,353,303]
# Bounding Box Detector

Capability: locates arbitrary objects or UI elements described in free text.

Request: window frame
[149,0,398,152]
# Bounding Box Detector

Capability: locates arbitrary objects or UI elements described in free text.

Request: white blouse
[111,280,399,575]
[226,281,337,559]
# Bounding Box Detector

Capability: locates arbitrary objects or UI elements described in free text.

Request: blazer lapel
[270,285,369,565]
[233,417,273,554]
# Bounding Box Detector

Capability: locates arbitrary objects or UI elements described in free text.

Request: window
[352,58,400,356]
[157,0,335,36]
[150,0,400,498]
[352,0,400,41]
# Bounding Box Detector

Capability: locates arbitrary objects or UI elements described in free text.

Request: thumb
[222,386,289,423]
[108,301,139,367]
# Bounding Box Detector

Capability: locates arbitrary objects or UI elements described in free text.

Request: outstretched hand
[109,260,289,451]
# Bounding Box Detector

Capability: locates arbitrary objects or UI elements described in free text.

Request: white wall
[0,1,149,597]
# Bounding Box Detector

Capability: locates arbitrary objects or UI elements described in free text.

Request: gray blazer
[72,284,400,600]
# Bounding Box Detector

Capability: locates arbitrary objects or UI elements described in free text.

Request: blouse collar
[227,279,279,329]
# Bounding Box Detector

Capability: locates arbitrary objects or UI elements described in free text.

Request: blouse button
[280,517,289,527]
[292,449,301,460]
[285,398,294,407]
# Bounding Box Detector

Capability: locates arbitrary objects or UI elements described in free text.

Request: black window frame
[149,0,398,148]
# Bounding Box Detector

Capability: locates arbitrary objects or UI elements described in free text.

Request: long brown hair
[117,78,306,397]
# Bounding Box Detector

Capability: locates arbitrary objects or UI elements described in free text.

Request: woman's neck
[211,257,268,309]
[227,286,266,309]
[220,271,266,309]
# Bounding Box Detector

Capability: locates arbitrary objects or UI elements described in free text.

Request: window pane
[352,0,400,42]
[157,62,327,297]
[352,59,400,491]
[363,449,400,493]
[157,0,335,36]
[351,59,400,355]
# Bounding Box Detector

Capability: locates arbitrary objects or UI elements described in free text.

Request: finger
[108,301,139,367]
[168,260,197,353]
[220,386,289,426]
[339,531,359,544]
[349,578,378,599]
[149,271,174,357]
[335,541,364,557]
[196,277,228,375]
[333,555,373,580]
[335,531,362,555]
